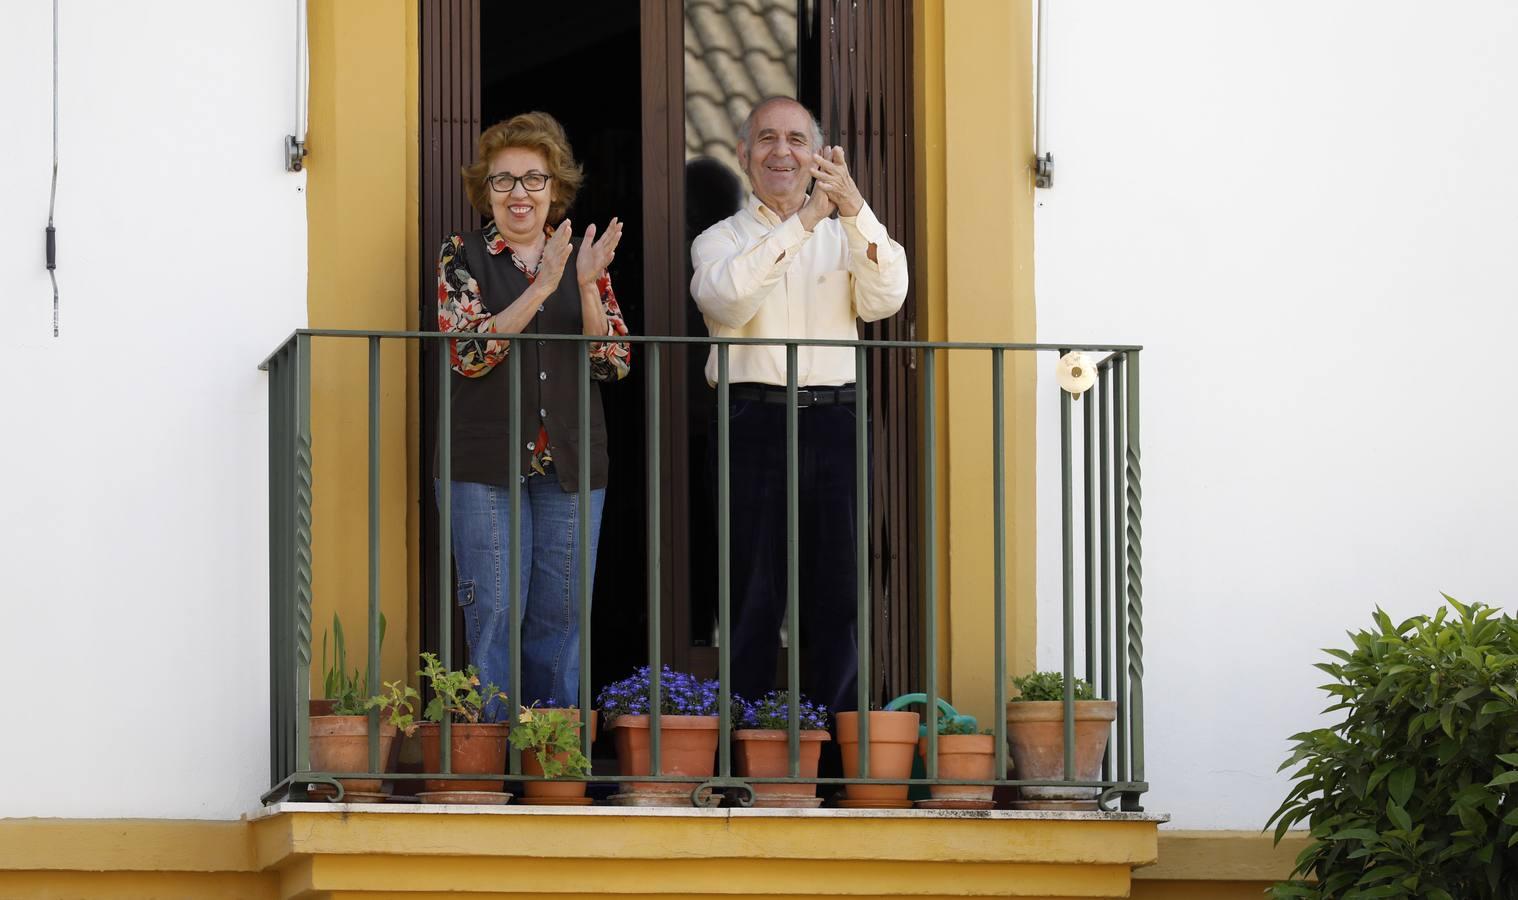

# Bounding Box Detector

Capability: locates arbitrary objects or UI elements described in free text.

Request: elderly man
[690,96,908,716]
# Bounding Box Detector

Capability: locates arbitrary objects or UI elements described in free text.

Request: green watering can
[884,693,977,801]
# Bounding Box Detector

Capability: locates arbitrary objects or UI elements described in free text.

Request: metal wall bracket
[1035,152,1054,189]
[285,135,308,173]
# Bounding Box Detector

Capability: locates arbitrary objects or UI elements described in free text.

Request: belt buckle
[795,388,814,408]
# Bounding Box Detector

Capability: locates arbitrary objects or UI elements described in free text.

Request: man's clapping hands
[810,145,863,217]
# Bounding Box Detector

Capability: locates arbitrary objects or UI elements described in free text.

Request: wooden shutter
[803,0,921,705]
[419,0,481,666]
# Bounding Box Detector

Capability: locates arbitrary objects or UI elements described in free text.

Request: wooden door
[418,0,481,669]
[803,0,922,704]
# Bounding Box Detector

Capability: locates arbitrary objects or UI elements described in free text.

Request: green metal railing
[260,330,1147,809]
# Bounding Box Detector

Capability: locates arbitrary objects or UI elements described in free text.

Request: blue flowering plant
[735,690,830,733]
[596,666,721,725]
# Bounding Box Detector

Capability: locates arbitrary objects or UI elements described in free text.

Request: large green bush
[1267,597,1518,898]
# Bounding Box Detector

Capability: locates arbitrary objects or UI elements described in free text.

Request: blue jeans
[437,467,606,719]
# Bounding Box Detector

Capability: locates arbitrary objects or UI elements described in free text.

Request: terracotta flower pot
[309,698,339,717]
[520,710,598,802]
[610,714,718,800]
[734,729,830,806]
[917,733,997,802]
[417,722,510,793]
[1004,700,1117,809]
[308,715,397,796]
[835,710,920,805]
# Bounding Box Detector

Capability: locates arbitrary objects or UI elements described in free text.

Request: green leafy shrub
[1266,597,1518,898]
[1011,671,1094,702]
[509,706,592,779]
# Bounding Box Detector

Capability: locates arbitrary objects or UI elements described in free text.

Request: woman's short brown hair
[461,111,584,221]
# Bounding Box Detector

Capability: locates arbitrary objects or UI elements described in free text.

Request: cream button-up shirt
[690,194,909,387]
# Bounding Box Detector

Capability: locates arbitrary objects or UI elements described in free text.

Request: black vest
[436,229,610,492]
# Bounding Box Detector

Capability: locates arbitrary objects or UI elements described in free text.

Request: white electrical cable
[1035,0,1050,161]
[295,0,308,145]
[48,0,59,337]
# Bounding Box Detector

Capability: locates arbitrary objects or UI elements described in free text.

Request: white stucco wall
[1035,1,1518,829]
[0,1,306,818]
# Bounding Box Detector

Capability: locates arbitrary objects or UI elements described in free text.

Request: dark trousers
[714,394,862,716]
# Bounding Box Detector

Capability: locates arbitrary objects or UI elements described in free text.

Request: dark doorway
[418,0,650,713]
[477,0,648,694]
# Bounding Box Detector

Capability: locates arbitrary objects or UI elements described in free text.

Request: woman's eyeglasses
[487,172,552,193]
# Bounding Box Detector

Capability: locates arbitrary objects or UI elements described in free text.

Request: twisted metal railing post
[266,345,292,792]
[1122,350,1145,808]
[293,333,314,777]
[1112,358,1129,785]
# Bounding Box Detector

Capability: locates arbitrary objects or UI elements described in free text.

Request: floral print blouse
[437,220,631,476]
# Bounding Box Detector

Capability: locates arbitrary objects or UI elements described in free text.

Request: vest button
[539,371,548,381]
[526,441,535,451]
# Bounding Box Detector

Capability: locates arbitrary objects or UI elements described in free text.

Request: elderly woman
[435,111,629,716]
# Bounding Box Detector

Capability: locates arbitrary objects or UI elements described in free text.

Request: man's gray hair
[737,96,825,153]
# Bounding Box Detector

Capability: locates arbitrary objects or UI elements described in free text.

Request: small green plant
[1011,671,1094,702]
[366,680,420,735]
[509,706,592,779]
[320,612,387,715]
[418,652,507,724]
[934,716,981,736]
[1265,597,1518,899]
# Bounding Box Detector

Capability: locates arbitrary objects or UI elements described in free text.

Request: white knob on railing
[1057,351,1097,398]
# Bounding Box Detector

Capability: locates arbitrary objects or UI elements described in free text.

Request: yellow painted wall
[0,816,1307,897]
[305,0,419,691]
[915,0,1039,728]
[1134,830,1309,895]
[0,812,1161,899]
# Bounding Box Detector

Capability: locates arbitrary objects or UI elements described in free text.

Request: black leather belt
[730,383,856,408]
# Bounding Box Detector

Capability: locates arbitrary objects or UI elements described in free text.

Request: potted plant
[835,706,921,808]
[917,717,997,809]
[509,702,597,805]
[307,678,417,802]
[1004,671,1116,810]
[597,666,719,806]
[414,651,511,804]
[732,691,831,808]
[314,612,384,716]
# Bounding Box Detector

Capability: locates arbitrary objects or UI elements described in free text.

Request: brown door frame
[418,0,482,670]
[638,0,698,676]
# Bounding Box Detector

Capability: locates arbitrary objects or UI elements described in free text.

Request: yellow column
[305,0,419,690]
[915,0,1038,727]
